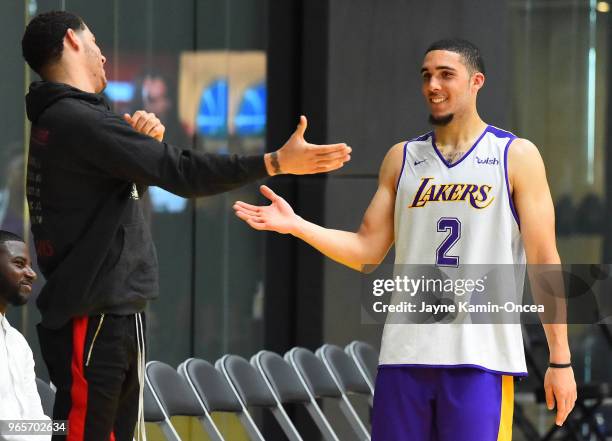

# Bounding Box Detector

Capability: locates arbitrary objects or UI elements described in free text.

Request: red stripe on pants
[68,317,89,441]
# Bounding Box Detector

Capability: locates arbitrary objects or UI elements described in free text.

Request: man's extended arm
[73,113,351,197]
[233,143,404,271]
[509,138,577,426]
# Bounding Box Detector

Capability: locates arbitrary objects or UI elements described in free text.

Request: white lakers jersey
[379,125,528,375]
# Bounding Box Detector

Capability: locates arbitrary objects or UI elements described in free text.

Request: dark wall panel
[0,2,25,145]
[327,0,511,176]
[322,176,384,348]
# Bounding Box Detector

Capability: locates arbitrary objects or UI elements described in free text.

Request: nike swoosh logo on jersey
[414,159,427,166]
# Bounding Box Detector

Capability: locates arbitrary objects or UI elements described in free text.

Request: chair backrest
[218,354,308,441]
[179,357,249,441]
[35,378,55,418]
[254,350,340,441]
[144,381,166,423]
[316,345,371,441]
[144,360,205,441]
[220,355,308,441]
[345,341,378,394]
[178,358,242,413]
[286,347,370,441]
[251,350,310,404]
[284,347,342,399]
[146,361,203,418]
[216,355,276,408]
[213,355,267,441]
[318,344,371,396]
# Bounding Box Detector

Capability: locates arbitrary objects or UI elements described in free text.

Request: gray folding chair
[285,347,370,441]
[35,378,55,418]
[144,360,210,441]
[216,354,303,441]
[251,350,340,441]
[345,341,378,397]
[144,377,171,435]
[316,344,372,431]
[178,357,264,441]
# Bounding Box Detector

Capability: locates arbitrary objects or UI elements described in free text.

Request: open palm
[275,115,351,175]
[233,185,297,234]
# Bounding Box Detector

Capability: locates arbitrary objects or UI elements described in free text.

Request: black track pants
[37,313,145,441]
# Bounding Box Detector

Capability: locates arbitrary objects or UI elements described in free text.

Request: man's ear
[472,72,485,92]
[64,28,81,51]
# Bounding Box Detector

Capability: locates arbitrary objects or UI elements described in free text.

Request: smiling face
[0,241,37,313]
[420,50,484,126]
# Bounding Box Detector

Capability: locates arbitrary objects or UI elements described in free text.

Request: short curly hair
[22,10,85,75]
[426,39,485,75]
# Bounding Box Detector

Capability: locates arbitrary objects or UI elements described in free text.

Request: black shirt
[25,81,267,329]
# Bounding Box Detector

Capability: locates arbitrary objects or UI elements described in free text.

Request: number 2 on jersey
[436,217,461,267]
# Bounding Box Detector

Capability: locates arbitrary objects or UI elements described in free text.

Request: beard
[9,290,29,306]
[429,113,454,126]
[1,286,29,307]
[97,75,108,94]
[92,63,107,94]
[84,46,107,93]
[0,274,29,307]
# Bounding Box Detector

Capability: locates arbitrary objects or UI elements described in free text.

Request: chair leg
[570,400,607,441]
[542,417,590,441]
[556,418,588,441]
[513,403,541,441]
[541,423,560,441]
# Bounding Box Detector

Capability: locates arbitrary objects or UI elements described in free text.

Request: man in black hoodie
[21,10,351,441]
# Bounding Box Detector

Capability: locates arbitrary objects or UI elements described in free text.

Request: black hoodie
[26,81,268,329]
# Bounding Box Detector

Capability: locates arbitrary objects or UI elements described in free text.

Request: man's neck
[44,65,96,94]
[433,112,487,150]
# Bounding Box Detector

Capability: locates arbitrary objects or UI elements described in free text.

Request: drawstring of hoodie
[134,312,147,441]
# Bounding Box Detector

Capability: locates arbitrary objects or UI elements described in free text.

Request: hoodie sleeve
[72,111,269,198]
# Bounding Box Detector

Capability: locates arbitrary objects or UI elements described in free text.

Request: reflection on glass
[190,50,267,363]
[510,0,609,263]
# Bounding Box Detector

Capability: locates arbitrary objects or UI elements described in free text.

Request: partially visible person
[130,71,189,147]
[129,71,190,220]
[21,10,350,441]
[234,39,577,441]
[0,230,49,441]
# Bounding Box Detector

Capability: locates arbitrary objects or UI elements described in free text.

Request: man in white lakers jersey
[234,39,577,440]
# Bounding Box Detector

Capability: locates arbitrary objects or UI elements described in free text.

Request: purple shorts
[371,366,515,441]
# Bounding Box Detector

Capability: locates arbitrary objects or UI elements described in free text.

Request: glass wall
[3,1,267,439]
[510,0,609,263]
[510,2,610,438]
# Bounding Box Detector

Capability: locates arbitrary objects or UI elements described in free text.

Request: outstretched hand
[268,115,351,175]
[233,185,298,234]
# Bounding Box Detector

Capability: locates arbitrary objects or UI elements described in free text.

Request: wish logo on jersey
[409,177,494,209]
[476,155,499,165]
